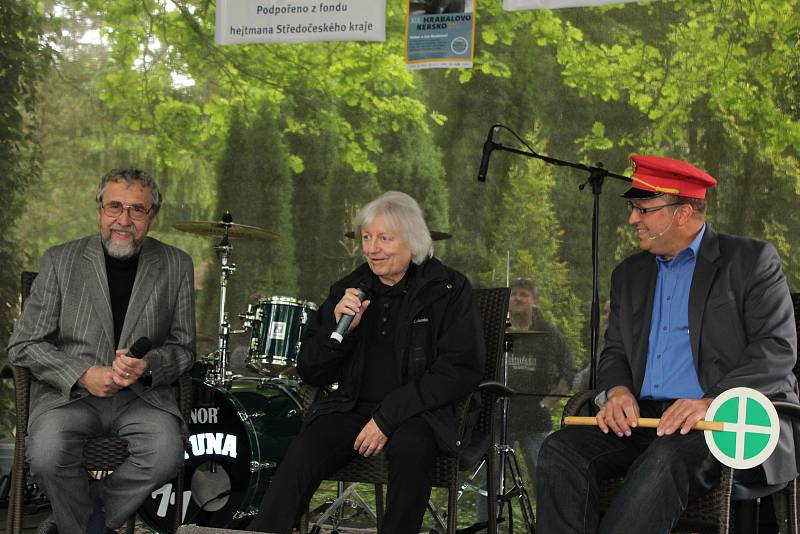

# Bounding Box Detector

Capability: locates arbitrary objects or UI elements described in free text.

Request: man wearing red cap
[536,155,798,533]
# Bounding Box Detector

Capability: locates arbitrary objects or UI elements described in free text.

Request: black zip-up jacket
[297,257,485,455]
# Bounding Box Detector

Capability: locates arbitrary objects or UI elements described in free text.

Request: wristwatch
[594,389,609,409]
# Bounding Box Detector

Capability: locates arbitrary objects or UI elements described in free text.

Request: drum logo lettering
[186,408,238,459]
[268,321,287,340]
[185,432,238,459]
[190,407,219,424]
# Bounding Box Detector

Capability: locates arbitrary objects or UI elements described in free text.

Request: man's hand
[78,365,122,397]
[354,418,388,457]
[111,349,150,388]
[657,398,713,436]
[597,386,640,437]
[333,288,371,333]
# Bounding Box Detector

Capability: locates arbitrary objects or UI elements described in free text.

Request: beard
[102,223,143,259]
[509,308,535,330]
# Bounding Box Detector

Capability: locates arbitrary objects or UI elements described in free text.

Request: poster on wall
[405,0,476,70]
[215,0,386,45]
[504,0,639,9]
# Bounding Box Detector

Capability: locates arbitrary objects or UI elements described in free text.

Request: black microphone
[329,281,371,344]
[128,336,152,359]
[477,125,498,182]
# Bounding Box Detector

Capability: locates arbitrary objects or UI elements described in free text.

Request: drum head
[139,379,302,530]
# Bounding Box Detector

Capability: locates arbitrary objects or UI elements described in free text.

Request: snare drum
[246,296,317,376]
[140,378,303,530]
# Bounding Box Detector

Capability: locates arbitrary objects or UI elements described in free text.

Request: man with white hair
[249,191,485,534]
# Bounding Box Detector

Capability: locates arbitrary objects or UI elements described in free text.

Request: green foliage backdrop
[2,0,799,527]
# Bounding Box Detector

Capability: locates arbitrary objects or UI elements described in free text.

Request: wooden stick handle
[564,416,724,432]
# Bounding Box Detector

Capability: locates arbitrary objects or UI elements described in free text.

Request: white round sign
[704,387,780,469]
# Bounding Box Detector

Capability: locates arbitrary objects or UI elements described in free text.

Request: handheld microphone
[329,282,371,344]
[477,125,498,182]
[128,336,152,358]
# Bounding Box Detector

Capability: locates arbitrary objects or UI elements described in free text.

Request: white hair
[353,191,433,265]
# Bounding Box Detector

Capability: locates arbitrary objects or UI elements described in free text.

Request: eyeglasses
[100,201,152,221]
[626,201,682,215]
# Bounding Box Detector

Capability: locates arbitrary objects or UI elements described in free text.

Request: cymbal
[174,220,278,240]
[344,230,453,241]
[506,329,548,336]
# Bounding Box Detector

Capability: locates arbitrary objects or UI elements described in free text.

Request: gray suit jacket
[8,235,196,426]
[598,227,799,484]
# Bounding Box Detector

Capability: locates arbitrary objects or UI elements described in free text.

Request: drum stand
[493,333,536,533]
[309,482,378,534]
[438,332,536,534]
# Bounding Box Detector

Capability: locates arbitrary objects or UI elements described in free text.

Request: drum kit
[140,213,315,531]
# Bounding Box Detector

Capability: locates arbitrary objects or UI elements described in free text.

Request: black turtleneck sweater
[104,249,139,347]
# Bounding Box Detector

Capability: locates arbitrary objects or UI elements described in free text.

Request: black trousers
[248,406,439,534]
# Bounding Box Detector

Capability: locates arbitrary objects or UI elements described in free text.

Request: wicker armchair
[302,287,510,534]
[6,271,191,534]
[561,292,800,533]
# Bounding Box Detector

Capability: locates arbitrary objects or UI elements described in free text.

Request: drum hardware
[232,510,257,521]
[250,461,276,472]
[439,330,536,534]
[489,331,536,533]
[505,329,547,336]
[309,481,378,534]
[174,212,279,387]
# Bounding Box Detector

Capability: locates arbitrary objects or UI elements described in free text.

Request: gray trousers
[26,389,184,533]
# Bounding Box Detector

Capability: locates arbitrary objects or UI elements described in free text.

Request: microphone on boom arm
[477,125,500,182]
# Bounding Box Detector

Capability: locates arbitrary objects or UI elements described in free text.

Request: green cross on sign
[704,387,780,470]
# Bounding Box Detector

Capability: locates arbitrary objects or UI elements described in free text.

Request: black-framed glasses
[100,201,152,221]
[626,201,682,215]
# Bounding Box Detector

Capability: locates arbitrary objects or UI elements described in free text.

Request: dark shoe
[36,515,59,534]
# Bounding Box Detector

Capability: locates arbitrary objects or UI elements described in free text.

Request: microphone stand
[478,124,631,388]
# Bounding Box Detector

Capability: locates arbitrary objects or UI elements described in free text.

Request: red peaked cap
[622,155,717,200]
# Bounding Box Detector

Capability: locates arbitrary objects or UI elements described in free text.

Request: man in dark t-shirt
[505,278,574,482]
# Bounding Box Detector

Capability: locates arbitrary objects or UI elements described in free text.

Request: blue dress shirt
[640,225,706,400]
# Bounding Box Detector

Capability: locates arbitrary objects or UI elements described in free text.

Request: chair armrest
[9,365,31,438]
[297,383,325,413]
[772,400,800,420]
[478,380,516,398]
[561,389,601,426]
[177,371,193,422]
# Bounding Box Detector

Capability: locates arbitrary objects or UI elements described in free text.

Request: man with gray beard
[8,168,196,534]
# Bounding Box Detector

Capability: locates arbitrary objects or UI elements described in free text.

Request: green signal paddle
[564,387,781,469]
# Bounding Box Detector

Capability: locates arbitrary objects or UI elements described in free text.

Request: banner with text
[215,0,385,45]
[405,1,475,70]
[504,0,639,9]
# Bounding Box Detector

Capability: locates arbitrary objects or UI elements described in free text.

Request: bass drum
[140,378,303,531]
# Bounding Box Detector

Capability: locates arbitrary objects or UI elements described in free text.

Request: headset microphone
[648,209,678,241]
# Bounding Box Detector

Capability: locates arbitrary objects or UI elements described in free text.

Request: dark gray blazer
[598,226,799,484]
[8,235,196,427]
